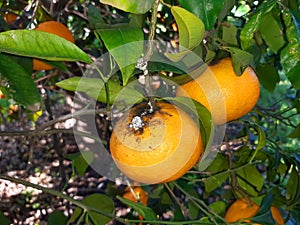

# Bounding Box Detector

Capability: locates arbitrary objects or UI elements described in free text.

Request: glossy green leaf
[0,211,10,225]
[69,194,114,225]
[66,151,94,176]
[96,27,144,85]
[178,0,225,30]
[240,1,277,50]
[252,194,276,224]
[236,164,264,196]
[48,210,68,225]
[256,63,280,92]
[225,47,253,75]
[117,196,158,221]
[248,122,267,163]
[100,0,155,14]
[56,77,144,105]
[222,22,238,46]
[280,9,300,89]
[165,6,204,61]
[169,96,213,150]
[209,201,226,216]
[0,53,41,111]
[259,12,285,53]
[0,30,92,63]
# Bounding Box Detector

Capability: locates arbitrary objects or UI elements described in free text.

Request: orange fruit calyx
[109,101,203,184]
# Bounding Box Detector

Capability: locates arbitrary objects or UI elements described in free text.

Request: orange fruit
[3,13,18,24]
[123,187,148,225]
[225,198,285,225]
[225,198,260,223]
[110,101,202,184]
[33,21,74,70]
[176,58,260,124]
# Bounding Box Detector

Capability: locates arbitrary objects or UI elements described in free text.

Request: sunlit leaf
[96,27,144,85]
[165,6,205,62]
[0,53,41,111]
[259,12,285,53]
[117,196,158,221]
[178,0,225,30]
[100,0,155,14]
[56,77,144,105]
[240,1,277,50]
[0,30,92,63]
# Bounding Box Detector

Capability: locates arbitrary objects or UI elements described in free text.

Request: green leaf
[209,201,226,216]
[96,27,144,85]
[66,151,94,176]
[256,63,280,92]
[236,164,264,196]
[48,210,68,225]
[225,47,253,75]
[165,6,205,61]
[88,4,104,29]
[247,122,267,163]
[178,0,225,30]
[56,77,144,105]
[288,124,300,140]
[100,0,155,14]
[280,9,300,89]
[0,53,41,111]
[0,30,92,63]
[286,166,300,204]
[259,12,285,53]
[240,1,277,50]
[169,96,213,151]
[204,173,229,193]
[69,194,114,225]
[117,196,158,221]
[222,22,238,46]
[0,211,10,225]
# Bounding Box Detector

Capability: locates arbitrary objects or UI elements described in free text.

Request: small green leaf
[259,12,285,53]
[66,151,94,176]
[166,6,205,61]
[96,27,144,85]
[88,4,104,29]
[0,53,41,111]
[286,167,300,204]
[209,201,226,216]
[288,124,300,140]
[222,22,238,46]
[178,0,225,30]
[256,63,280,92]
[48,210,68,225]
[236,164,264,196]
[225,47,253,75]
[117,196,158,221]
[0,30,92,63]
[56,77,144,105]
[0,211,10,225]
[240,1,277,50]
[69,194,114,225]
[100,0,155,14]
[204,173,229,193]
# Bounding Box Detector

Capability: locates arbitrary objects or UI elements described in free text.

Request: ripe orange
[3,13,18,24]
[33,21,75,70]
[176,58,260,124]
[225,198,285,225]
[110,101,202,184]
[123,187,148,225]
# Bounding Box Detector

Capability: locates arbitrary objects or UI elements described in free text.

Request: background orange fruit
[225,198,285,225]
[110,101,202,184]
[176,58,260,124]
[33,21,75,70]
[3,13,18,24]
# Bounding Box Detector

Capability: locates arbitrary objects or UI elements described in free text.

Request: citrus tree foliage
[0,0,300,224]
